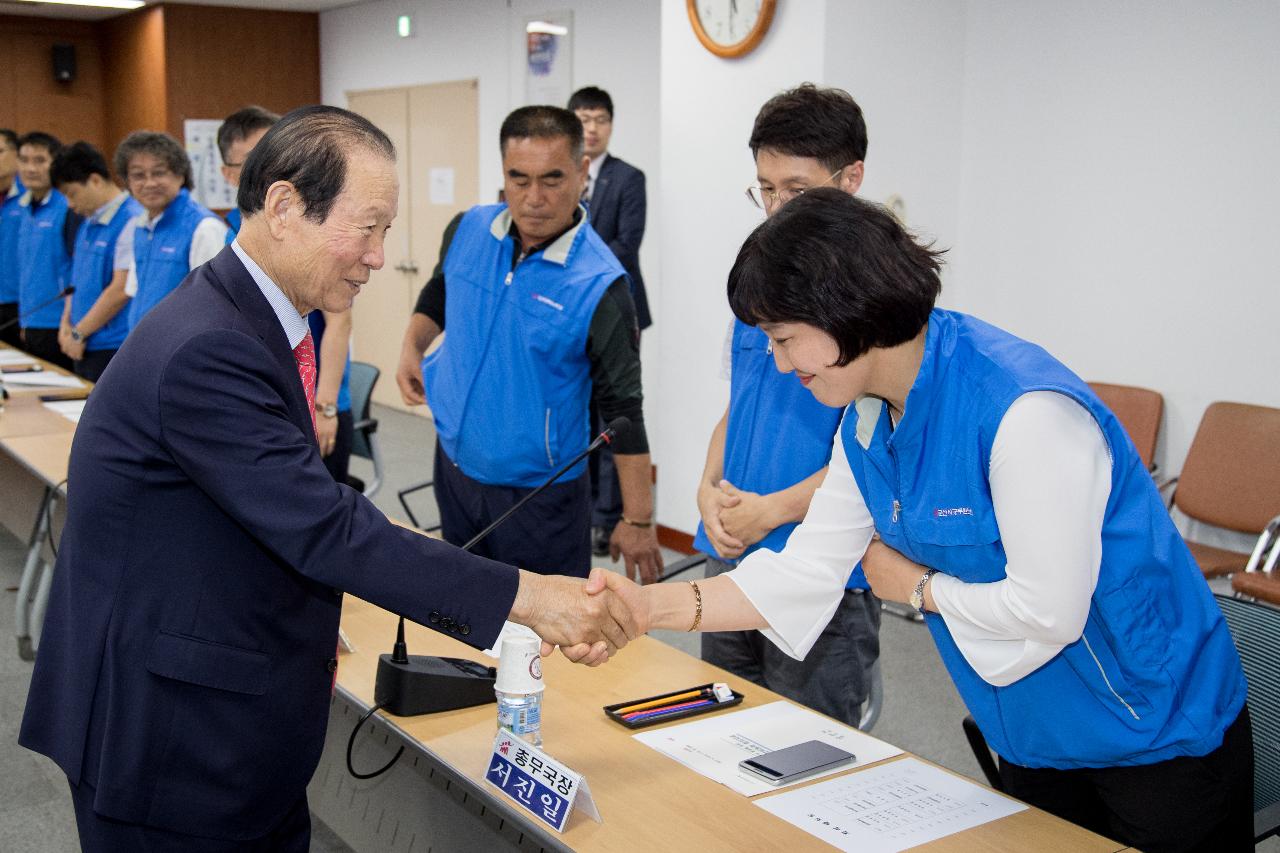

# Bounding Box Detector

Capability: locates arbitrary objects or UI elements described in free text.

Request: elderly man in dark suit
[569,86,651,554]
[19,105,636,852]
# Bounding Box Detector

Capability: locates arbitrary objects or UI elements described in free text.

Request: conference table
[0,342,1123,852]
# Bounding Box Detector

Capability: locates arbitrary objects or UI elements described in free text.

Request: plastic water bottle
[495,635,545,747]
[496,688,543,748]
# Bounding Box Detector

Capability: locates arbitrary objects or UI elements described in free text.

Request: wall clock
[687,0,777,59]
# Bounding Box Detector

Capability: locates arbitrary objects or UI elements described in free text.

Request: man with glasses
[14,132,81,369]
[1,128,24,347]
[114,131,226,331]
[568,86,651,557]
[217,106,280,239]
[694,84,878,728]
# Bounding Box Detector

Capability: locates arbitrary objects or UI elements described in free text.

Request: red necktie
[293,331,318,441]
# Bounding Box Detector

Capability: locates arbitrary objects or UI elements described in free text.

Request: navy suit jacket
[19,247,519,840]
[587,153,650,329]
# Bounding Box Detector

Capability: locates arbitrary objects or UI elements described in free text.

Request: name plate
[485,731,601,833]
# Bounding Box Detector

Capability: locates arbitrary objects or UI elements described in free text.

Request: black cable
[345,701,404,780]
[45,480,67,559]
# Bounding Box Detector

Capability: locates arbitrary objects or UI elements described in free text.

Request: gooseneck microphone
[349,416,632,780]
[0,286,76,334]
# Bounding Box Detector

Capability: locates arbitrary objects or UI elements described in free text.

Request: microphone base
[373,653,497,717]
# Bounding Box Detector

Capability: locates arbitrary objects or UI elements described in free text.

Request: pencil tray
[603,682,744,729]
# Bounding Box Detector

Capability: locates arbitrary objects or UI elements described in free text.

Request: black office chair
[346,361,384,499]
[1215,593,1280,842]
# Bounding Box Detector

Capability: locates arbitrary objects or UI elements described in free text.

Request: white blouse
[727,390,1113,687]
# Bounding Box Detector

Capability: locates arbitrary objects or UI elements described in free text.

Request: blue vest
[70,194,143,352]
[17,189,73,329]
[423,204,621,487]
[0,177,25,303]
[307,310,351,412]
[126,189,218,329]
[224,207,241,244]
[842,309,1246,769]
[695,320,868,590]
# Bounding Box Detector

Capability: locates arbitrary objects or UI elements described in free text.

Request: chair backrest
[1088,382,1163,470]
[1215,594,1280,813]
[1177,402,1280,533]
[347,361,380,460]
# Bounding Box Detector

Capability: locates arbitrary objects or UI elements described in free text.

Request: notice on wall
[429,167,455,205]
[184,119,237,211]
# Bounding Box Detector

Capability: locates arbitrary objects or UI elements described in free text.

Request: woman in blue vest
[605,188,1250,851]
[112,132,226,331]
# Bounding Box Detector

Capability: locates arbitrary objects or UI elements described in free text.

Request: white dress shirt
[229,240,308,348]
[728,390,1112,687]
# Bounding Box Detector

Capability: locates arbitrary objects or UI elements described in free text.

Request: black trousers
[69,780,311,853]
[999,705,1254,852]
[20,327,73,371]
[74,348,118,383]
[433,440,591,577]
[0,301,18,347]
[320,409,354,484]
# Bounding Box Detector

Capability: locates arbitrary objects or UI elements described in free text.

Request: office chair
[1088,381,1163,475]
[347,361,385,499]
[1163,402,1280,579]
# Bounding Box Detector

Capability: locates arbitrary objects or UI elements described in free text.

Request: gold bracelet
[621,515,653,528]
[688,581,703,632]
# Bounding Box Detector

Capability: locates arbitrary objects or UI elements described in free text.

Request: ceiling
[0,0,362,23]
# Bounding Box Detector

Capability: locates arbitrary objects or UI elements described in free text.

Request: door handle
[394,260,420,275]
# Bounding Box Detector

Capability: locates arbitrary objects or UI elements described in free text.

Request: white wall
[952,0,1280,480]
[652,0,827,533]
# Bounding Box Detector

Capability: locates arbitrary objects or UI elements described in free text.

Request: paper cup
[494,635,545,694]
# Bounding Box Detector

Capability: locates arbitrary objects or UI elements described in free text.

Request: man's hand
[696,478,746,559]
[716,480,782,550]
[61,335,86,362]
[862,539,934,608]
[610,521,663,585]
[396,344,426,406]
[316,410,338,457]
[512,568,640,666]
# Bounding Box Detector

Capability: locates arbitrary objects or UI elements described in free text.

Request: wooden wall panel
[161,4,319,141]
[99,7,168,159]
[0,15,106,151]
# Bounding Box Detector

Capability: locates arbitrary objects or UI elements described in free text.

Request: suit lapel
[592,154,614,214]
[205,248,315,439]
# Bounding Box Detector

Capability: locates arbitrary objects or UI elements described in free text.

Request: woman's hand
[862,539,936,610]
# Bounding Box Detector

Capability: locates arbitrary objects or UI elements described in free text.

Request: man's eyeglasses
[746,167,848,211]
[127,169,175,184]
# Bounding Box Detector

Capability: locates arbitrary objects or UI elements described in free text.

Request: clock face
[688,0,776,58]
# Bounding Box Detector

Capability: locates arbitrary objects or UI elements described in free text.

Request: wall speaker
[52,44,76,84]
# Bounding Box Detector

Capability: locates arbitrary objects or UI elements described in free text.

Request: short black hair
[17,131,62,158]
[567,86,613,118]
[114,131,193,189]
[749,83,868,173]
[0,129,18,152]
[728,188,943,366]
[50,141,111,187]
[217,105,280,164]
[238,104,395,223]
[499,106,584,162]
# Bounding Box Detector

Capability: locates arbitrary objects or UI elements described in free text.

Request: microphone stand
[0,287,75,334]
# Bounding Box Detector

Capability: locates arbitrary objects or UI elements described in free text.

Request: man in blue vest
[51,142,143,382]
[15,132,81,370]
[217,106,279,238]
[0,128,23,347]
[114,132,226,331]
[396,106,663,584]
[694,85,880,728]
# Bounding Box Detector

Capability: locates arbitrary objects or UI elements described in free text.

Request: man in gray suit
[569,86,649,555]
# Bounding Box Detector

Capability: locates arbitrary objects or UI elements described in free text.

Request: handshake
[508,567,651,666]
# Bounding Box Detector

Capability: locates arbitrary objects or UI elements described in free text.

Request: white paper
[429,167,455,205]
[184,119,238,210]
[43,399,87,423]
[755,757,1026,853]
[3,371,86,388]
[0,350,39,365]
[481,621,542,659]
[632,701,903,796]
